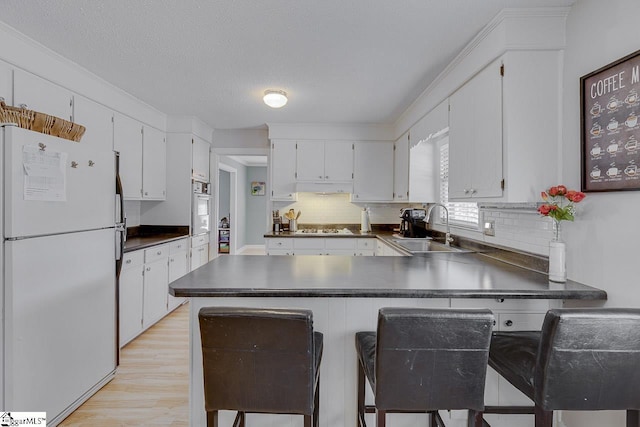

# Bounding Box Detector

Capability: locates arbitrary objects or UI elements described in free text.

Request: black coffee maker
[399,208,428,238]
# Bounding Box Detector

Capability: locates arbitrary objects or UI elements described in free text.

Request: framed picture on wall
[581,49,640,192]
[251,181,265,196]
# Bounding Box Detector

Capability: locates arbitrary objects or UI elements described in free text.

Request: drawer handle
[146,267,151,272]
[504,320,513,327]
[125,259,132,264]
[157,251,162,255]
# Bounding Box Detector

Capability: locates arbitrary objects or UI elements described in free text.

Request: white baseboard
[236,244,265,254]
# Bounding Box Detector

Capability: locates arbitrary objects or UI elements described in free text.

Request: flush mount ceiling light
[263,90,288,108]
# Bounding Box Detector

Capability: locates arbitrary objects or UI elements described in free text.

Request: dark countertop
[169,254,607,300]
[264,230,380,238]
[124,225,190,253]
[124,233,190,252]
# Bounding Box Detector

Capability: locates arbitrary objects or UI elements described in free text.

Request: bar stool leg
[468,410,484,427]
[534,405,552,427]
[207,410,218,427]
[314,376,320,427]
[628,410,640,427]
[376,409,386,427]
[357,362,366,427]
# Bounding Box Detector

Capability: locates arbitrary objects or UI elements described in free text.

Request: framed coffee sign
[581,49,640,192]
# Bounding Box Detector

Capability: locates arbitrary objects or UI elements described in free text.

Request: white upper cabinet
[393,132,409,202]
[192,136,210,182]
[114,113,143,200]
[296,141,325,181]
[73,96,114,152]
[323,141,354,181]
[14,69,73,121]
[447,51,561,202]
[296,140,353,182]
[449,59,503,200]
[270,140,297,201]
[0,61,12,105]
[408,99,448,203]
[142,125,167,200]
[352,141,394,201]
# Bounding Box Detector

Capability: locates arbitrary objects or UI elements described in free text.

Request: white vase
[548,240,567,282]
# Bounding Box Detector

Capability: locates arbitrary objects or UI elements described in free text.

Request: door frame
[212,148,270,256]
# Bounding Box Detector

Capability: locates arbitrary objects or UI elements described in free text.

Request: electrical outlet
[483,220,495,236]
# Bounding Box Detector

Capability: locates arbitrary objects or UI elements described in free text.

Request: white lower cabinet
[119,251,144,347]
[168,238,189,311]
[191,234,210,271]
[142,245,170,329]
[120,238,190,348]
[266,237,380,256]
[266,238,294,255]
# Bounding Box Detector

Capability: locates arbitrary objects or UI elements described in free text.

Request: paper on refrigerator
[22,145,67,201]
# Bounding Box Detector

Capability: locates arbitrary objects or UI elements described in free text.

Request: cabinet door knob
[157,251,162,255]
[325,176,329,179]
[146,267,151,271]
[464,189,470,194]
[319,175,323,179]
[125,259,131,264]
[504,320,513,327]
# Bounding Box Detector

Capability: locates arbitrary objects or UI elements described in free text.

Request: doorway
[217,163,237,255]
[214,153,269,254]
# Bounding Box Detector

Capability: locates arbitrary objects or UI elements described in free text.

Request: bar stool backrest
[375,307,494,412]
[198,307,316,415]
[535,308,640,411]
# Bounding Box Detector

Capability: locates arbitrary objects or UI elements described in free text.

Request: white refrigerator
[1,125,120,425]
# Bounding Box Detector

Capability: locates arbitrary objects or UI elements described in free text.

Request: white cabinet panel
[142,125,166,200]
[73,95,114,152]
[394,132,409,201]
[409,100,447,203]
[296,141,325,181]
[449,59,503,200]
[324,141,354,181]
[142,257,169,329]
[114,113,143,200]
[353,141,393,201]
[297,140,353,182]
[191,244,209,270]
[168,249,188,311]
[192,136,210,182]
[13,70,73,121]
[270,140,297,201]
[0,61,12,105]
[119,251,144,347]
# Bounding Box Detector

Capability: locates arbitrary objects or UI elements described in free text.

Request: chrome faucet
[425,203,454,246]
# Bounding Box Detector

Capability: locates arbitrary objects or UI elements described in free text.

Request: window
[439,141,479,226]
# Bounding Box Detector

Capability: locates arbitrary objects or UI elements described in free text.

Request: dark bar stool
[198,307,323,427]
[355,307,495,427]
[485,308,640,427]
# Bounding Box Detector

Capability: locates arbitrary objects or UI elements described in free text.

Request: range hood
[296,181,353,194]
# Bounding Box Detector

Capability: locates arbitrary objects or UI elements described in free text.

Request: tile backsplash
[273,193,406,225]
[480,208,554,256]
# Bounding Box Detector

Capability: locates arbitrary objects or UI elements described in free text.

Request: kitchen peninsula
[170,254,606,427]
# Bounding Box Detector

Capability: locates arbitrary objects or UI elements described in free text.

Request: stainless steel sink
[390,239,473,254]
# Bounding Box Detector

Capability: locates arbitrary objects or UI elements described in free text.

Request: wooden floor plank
[60,303,190,426]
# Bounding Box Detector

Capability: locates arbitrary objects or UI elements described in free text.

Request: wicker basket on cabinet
[0,101,86,142]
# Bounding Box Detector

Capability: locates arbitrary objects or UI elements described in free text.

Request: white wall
[218,170,231,222]
[559,2,639,425]
[245,167,268,245]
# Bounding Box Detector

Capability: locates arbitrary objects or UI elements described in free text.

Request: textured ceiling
[0,0,574,130]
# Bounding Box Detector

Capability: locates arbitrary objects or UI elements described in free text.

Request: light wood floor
[60,303,190,426]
